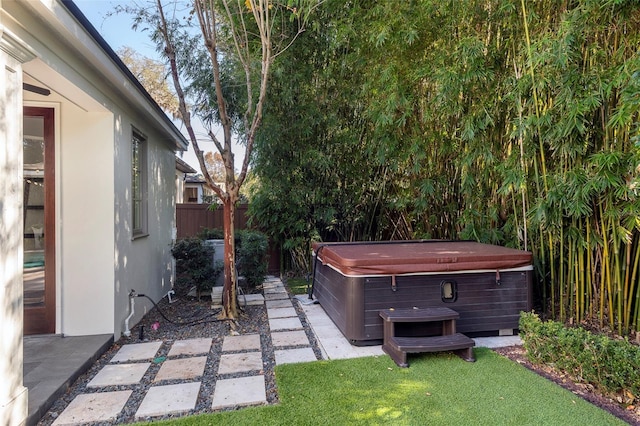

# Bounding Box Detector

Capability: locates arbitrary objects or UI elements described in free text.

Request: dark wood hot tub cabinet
[311,241,533,346]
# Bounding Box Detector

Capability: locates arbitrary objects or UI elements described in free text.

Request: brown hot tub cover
[313,241,533,276]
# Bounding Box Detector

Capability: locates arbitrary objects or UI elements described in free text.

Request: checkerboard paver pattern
[52,276,319,424]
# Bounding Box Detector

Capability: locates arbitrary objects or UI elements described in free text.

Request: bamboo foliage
[251,0,640,335]
[507,0,640,334]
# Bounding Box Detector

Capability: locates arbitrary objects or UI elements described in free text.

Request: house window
[185,187,198,203]
[132,129,148,237]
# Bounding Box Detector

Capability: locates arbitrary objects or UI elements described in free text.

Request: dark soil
[493,345,639,425]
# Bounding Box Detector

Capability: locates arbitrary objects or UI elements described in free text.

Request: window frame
[131,128,148,239]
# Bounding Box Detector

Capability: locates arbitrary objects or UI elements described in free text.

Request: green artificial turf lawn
[146,348,624,426]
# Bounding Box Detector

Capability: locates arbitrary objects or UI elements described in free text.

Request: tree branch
[155,0,224,198]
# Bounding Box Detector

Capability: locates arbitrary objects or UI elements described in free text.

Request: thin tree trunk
[221,199,237,319]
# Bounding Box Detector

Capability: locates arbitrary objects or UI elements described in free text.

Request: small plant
[171,238,222,299]
[236,230,268,291]
[195,228,269,291]
[520,311,640,401]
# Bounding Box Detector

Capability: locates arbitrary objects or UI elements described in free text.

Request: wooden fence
[176,203,280,274]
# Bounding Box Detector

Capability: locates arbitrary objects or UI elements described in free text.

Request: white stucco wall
[1,2,185,424]
[113,114,177,339]
[23,80,178,341]
[4,0,183,340]
[21,61,117,337]
[59,107,115,335]
[0,21,33,426]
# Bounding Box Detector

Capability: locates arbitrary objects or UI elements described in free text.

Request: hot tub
[311,241,533,345]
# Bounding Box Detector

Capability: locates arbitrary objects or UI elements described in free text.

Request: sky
[74,0,242,173]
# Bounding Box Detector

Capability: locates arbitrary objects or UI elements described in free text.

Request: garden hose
[133,293,222,327]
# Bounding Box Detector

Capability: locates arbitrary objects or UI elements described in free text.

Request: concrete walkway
[48,277,318,425]
[43,276,522,425]
[24,334,114,426]
[298,299,522,359]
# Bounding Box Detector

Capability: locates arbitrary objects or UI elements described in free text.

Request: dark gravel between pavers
[38,286,323,425]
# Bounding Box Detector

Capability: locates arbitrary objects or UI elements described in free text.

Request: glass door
[23,107,55,335]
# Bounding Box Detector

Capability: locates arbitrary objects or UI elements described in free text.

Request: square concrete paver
[265,298,293,308]
[52,390,132,425]
[154,356,207,382]
[264,292,290,301]
[318,336,384,360]
[267,307,298,319]
[300,304,336,328]
[218,351,263,375]
[167,338,212,357]
[271,330,310,348]
[211,375,266,410]
[135,382,201,419]
[275,347,317,365]
[110,341,162,362]
[222,334,261,352]
[242,294,265,305]
[262,280,285,289]
[269,316,303,331]
[87,363,150,387]
[212,292,265,308]
[264,286,286,294]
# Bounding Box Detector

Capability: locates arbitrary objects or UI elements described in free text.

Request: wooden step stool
[379,306,475,367]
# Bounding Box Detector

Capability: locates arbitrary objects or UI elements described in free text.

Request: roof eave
[55,0,188,151]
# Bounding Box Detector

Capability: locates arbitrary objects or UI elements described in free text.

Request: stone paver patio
[53,277,318,423]
[50,276,518,424]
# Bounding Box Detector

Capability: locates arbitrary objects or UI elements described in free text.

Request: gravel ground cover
[38,289,322,425]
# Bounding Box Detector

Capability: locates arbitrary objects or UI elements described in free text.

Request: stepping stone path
[51,277,319,425]
[263,277,317,366]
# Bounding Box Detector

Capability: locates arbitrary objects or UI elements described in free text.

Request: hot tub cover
[313,241,532,276]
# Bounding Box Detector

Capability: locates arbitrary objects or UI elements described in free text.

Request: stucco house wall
[0,19,33,426]
[0,1,188,425]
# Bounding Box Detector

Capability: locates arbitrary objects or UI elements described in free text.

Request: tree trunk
[221,199,238,319]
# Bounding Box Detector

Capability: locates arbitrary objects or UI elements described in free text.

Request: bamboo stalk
[621,241,630,333]
[599,206,607,328]
[586,220,593,319]
[577,234,584,321]
[560,226,565,322]
[633,236,640,331]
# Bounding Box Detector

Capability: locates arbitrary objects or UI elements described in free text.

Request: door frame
[23,106,56,335]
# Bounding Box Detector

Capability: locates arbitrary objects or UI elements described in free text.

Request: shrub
[519,311,640,399]
[236,230,268,291]
[194,228,269,291]
[171,238,222,298]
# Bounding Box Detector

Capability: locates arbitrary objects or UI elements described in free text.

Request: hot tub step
[379,307,475,367]
[379,307,460,323]
[390,333,475,352]
[383,334,475,367]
